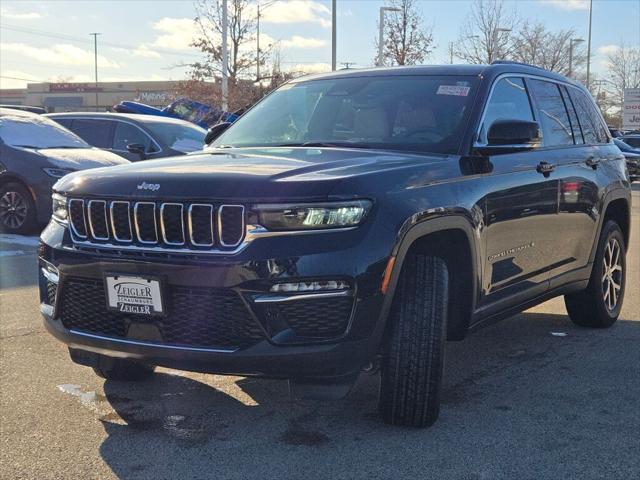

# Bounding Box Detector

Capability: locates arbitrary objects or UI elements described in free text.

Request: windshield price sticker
[105,276,163,315]
[437,85,471,96]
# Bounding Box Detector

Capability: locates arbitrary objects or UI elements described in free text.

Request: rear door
[69,118,115,151]
[477,77,559,312]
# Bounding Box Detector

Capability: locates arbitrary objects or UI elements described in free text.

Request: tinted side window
[528,79,574,147]
[71,119,112,148]
[479,77,533,144]
[560,85,584,145]
[54,118,74,129]
[569,88,608,144]
[112,122,154,152]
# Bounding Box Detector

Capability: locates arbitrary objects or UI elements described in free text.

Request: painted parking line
[0,234,40,247]
[0,250,26,258]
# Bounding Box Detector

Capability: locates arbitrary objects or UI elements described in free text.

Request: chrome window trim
[68,199,87,239]
[160,202,185,245]
[218,204,245,247]
[188,203,215,247]
[474,72,581,148]
[134,202,158,244]
[109,201,133,242]
[87,200,109,240]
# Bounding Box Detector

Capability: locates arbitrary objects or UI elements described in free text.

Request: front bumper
[39,219,393,379]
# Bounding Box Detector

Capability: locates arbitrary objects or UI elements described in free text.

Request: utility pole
[221,0,228,111]
[331,0,337,71]
[89,32,100,110]
[586,0,593,90]
[449,42,454,64]
[256,4,261,82]
[378,7,400,67]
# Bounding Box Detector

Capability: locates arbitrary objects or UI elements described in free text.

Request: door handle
[536,161,555,177]
[586,157,600,169]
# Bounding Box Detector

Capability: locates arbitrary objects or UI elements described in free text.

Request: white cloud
[259,1,332,28]
[150,17,198,50]
[0,70,39,89]
[598,44,620,56]
[111,45,162,59]
[0,43,120,68]
[280,36,327,49]
[539,0,590,10]
[0,8,42,20]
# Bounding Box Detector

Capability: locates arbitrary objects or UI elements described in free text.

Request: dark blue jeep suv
[39,63,631,427]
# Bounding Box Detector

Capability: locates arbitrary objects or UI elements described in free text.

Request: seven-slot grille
[68,198,245,250]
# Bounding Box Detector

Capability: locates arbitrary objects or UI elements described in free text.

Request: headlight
[255,200,371,231]
[52,193,68,223]
[43,167,75,178]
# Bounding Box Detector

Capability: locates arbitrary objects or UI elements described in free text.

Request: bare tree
[511,22,586,76]
[190,0,266,83]
[376,0,434,66]
[604,43,640,123]
[454,0,517,64]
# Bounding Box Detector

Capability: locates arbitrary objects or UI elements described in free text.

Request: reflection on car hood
[25,147,129,169]
[54,147,452,200]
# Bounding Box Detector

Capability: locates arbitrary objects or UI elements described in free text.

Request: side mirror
[475,119,541,155]
[126,143,147,160]
[205,122,232,145]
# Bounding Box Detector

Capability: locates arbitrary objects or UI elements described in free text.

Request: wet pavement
[1,185,639,479]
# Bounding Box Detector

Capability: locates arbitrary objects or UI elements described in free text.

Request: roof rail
[491,60,546,70]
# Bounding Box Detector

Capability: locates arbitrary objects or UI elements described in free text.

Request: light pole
[377,7,400,67]
[568,38,585,78]
[221,0,228,111]
[491,27,511,63]
[256,0,277,83]
[586,0,593,89]
[331,0,337,71]
[89,32,100,110]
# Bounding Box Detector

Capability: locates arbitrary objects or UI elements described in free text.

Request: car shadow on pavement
[97,312,640,479]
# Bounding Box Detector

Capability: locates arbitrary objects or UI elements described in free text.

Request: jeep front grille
[68,198,245,251]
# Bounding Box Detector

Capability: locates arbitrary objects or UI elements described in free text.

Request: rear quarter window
[528,79,574,147]
[568,88,609,145]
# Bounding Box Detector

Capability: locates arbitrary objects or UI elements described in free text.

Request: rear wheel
[92,355,155,381]
[564,221,626,328]
[378,254,448,428]
[0,182,37,234]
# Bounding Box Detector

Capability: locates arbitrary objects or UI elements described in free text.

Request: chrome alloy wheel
[602,237,623,312]
[0,190,28,230]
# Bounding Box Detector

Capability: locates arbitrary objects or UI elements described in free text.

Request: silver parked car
[0,108,128,233]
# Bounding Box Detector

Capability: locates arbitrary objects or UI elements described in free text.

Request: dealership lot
[1,185,638,480]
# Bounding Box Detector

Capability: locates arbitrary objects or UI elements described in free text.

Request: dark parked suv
[40,63,631,427]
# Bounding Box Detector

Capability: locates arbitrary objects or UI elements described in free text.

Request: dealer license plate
[105,275,163,316]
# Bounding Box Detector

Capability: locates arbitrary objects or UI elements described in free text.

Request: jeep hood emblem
[137,182,160,191]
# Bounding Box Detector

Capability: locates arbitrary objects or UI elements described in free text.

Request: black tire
[379,254,448,428]
[92,355,155,381]
[564,220,626,328]
[0,182,37,234]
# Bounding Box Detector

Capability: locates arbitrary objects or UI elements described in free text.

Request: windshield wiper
[277,141,373,149]
[12,144,41,149]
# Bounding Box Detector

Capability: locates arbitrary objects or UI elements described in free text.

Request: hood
[54,147,452,201]
[22,147,129,169]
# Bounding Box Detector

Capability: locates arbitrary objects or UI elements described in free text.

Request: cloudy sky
[1,0,639,89]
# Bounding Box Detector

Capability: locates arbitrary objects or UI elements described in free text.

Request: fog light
[270,280,349,293]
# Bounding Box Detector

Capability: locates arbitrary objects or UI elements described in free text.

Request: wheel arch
[379,214,481,342]
[592,189,631,261]
[0,174,38,205]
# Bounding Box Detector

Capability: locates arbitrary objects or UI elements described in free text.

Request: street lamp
[492,27,511,62]
[377,7,401,67]
[568,38,585,78]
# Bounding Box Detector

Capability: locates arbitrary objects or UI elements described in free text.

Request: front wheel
[378,254,448,428]
[564,220,626,328]
[0,182,37,234]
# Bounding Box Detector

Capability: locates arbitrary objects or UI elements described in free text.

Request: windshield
[212,75,478,154]
[146,122,207,153]
[0,114,89,149]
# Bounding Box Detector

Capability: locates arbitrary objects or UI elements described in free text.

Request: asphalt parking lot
[1,185,638,480]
